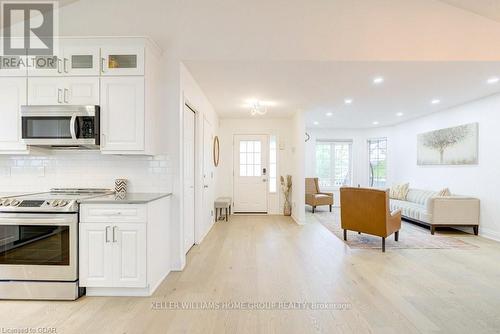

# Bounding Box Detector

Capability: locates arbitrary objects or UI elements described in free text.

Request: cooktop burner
[0,188,114,213]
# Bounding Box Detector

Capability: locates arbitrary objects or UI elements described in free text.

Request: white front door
[183,105,196,254]
[233,134,269,213]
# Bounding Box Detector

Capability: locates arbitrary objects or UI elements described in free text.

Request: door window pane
[239,140,262,177]
[108,55,137,69]
[71,55,93,69]
[23,117,72,139]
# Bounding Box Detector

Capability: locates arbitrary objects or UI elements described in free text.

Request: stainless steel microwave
[21,105,100,149]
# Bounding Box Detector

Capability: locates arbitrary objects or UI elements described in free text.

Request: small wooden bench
[215,197,232,222]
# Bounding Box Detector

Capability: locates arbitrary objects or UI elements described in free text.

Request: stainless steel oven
[21,105,100,149]
[0,213,77,281]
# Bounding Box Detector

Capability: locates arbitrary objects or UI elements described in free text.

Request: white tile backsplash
[0,152,173,193]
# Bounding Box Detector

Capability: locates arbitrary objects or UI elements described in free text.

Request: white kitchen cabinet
[28,77,99,105]
[80,197,170,297]
[62,45,100,76]
[79,223,114,287]
[79,222,146,288]
[100,76,145,152]
[100,47,145,76]
[113,223,147,287]
[0,77,28,153]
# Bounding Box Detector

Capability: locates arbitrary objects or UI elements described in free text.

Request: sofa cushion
[406,189,438,206]
[389,183,409,200]
[390,199,430,223]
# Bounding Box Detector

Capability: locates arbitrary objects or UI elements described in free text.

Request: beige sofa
[389,188,480,235]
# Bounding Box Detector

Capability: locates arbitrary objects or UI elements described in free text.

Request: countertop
[78,192,172,204]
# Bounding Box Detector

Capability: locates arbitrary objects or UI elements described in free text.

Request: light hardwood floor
[1,213,500,334]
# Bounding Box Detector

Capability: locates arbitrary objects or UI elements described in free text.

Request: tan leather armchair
[305,178,333,213]
[340,187,401,252]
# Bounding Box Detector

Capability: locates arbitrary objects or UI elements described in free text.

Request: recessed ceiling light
[487,77,499,84]
[431,99,441,105]
[372,121,379,125]
[396,112,404,117]
[313,121,319,125]
[344,98,353,104]
[326,112,333,117]
[373,77,384,85]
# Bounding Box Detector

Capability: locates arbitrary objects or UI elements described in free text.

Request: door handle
[105,226,110,243]
[57,89,62,103]
[70,115,77,139]
[64,88,69,103]
[204,185,208,188]
[112,226,117,242]
[262,179,267,182]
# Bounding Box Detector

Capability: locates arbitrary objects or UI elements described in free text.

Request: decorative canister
[115,179,128,195]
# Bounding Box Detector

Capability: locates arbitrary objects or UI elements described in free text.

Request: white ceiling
[184,61,500,128]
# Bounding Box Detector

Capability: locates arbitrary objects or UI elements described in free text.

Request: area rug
[313,211,478,250]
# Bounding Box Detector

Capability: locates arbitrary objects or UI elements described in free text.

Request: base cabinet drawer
[80,222,146,288]
[80,204,147,223]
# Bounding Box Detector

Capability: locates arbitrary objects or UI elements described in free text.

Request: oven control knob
[10,199,20,206]
[0,199,4,206]
[3,199,11,206]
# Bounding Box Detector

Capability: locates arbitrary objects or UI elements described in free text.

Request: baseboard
[86,286,151,297]
[479,227,500,242]
[291,214,305,225]
[149,270,171,295]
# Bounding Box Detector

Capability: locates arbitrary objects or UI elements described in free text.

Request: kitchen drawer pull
[57,89,62,103]
[64,88,69,103]
[112,226,117,242]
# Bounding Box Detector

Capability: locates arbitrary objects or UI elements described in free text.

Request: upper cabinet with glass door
[100,47,145,76]
[27,39,100,76]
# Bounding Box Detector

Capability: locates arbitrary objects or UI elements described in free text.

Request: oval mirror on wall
[213,136,220,167]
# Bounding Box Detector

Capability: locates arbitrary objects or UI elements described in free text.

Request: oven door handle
[0,216,76,225]
[70,115,77,140]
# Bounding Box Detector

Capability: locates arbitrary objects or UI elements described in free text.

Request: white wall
[391,94,500,241]
[216,118,294,215]
[177,63,219,269]
[291,111,306,224]
[305,93,500,240]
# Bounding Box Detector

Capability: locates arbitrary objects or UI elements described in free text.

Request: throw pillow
[390,183,409,200]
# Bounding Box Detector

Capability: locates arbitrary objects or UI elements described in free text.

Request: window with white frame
[368,138,387,188]
[239,140,262,177]
[315,141,352,188]
[269,136,277,193]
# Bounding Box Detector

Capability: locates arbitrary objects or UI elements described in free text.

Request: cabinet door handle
[57,89,62,103]
[112,226,117,242]
[101,57,106,73]
[64,58,69,73]
[64,88,69,103]
[57,58,62,74]
[105,226,110,243]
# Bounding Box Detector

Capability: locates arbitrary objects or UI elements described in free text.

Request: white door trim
[183,103,196,254]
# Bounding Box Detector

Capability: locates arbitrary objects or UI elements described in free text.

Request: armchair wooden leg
[473,226,478,235]
[382,237,386,252]
[431,226,435,235]
[358,232,361,234]
[312,206,316,213]
[329,205,332,212]
[395,231,399,242]
[343,229,347,241]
